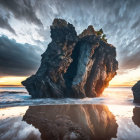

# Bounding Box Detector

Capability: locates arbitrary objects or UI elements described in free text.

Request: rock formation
[132,80,140,103]
[132,107,140,127]
[22,18,118,98]
[23,104,118,140]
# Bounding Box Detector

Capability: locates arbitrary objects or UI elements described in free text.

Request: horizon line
[0,84,132,88]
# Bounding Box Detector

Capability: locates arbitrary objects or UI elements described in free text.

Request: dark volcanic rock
[132,80,140,103]
[132,107,140,127]
[23,104,118,140]
[22,18,118,98]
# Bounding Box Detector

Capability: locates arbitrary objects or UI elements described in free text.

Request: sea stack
[132,80,140,103]
[22,18,118,98]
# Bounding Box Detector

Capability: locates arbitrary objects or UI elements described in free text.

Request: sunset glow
[109,67,140,87]
[0,74,138,87]
[0,76,27,86]
[1,67,140,87]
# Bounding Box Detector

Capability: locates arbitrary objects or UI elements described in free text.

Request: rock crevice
[22,18,118,98]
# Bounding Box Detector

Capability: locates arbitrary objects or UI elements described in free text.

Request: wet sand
[0,104,140,140]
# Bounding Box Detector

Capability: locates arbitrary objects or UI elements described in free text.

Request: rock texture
[132,107,140,127]
[23,104,118,140]
[132,80,140,103]
[22,18,118,98]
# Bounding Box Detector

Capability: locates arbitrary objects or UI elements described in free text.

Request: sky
[0,0,140,86]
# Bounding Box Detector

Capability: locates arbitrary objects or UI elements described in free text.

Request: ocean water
[0,87,140,140]
[0,87,134,107]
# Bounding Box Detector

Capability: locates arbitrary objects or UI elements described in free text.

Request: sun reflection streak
[107,105,140,140]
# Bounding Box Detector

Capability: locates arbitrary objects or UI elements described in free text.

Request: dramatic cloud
[0,5,16,35]
[0,0,140,78]
[0,15,16,35]
[0,0,43,27]
[34,0,140,70]
[119,35,140,70]
[0,35,42,76]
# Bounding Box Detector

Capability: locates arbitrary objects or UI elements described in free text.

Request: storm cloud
[0,0,43,27]
[0,0,140,76]
[0,35,42,76]
[0,15,16,35]
[119,35,140,70]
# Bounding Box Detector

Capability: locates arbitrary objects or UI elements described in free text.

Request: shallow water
[0,87,140,140]
[0,87,134,107]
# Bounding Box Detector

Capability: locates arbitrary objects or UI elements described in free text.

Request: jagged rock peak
[51,18,68,27]
[79,25,96,38]
[22,18,118,98]
[50,18,77,43]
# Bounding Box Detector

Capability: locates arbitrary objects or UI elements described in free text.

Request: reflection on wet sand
[0,106,41,140]
[132,107,140,128]
[23,104,118,140]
